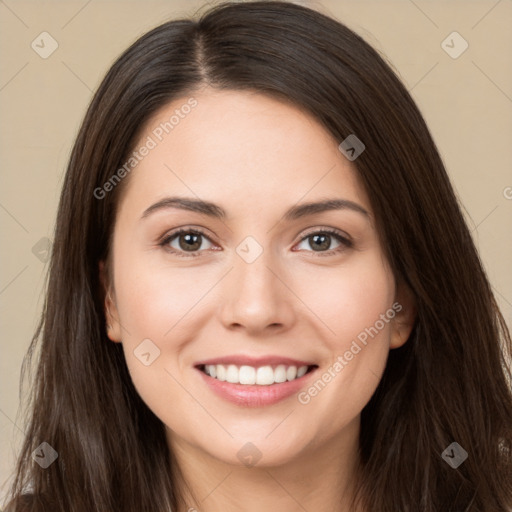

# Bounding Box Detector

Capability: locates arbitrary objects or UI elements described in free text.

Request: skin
[101,87,416,512]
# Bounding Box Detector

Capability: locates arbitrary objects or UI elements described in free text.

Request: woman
[5,1,512,511]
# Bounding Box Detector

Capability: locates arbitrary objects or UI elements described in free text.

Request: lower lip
[196,367,317,407]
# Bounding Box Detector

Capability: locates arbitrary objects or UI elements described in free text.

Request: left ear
[389,281,417,349]
[99,260,123,343]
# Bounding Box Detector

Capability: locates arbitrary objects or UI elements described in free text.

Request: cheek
[111,252,222,409]
[111,252,207,422]
[293,253,395,417]
[293,252,395,346]
[113,254,213,343]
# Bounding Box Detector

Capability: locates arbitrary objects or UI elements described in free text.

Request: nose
[218,247,296,336]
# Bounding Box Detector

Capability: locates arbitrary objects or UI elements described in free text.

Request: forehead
[117,88,371,220]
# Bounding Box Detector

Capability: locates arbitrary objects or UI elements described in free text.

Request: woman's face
[102,87,414,468]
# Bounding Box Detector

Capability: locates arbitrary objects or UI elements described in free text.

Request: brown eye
[176,232,202,251]
[295,229,352,255]
[308,233,333,251]
[160,228,214,257]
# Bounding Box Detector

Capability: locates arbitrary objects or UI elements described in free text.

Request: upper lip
[195,355,317,368]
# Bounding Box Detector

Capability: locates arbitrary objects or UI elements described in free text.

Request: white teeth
[274,365,287,383]
[297,366,308,378]
[286,366,297,381]
[203,364,311,385]
[239,365,256,385]
[215,364,226,381]
[256,366,274,385]
[226,364,239,383]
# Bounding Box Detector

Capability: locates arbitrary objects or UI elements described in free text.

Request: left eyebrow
[140,196,369,221]
[283,198,369,221]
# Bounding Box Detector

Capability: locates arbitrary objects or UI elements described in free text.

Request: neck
[167,416,364,512]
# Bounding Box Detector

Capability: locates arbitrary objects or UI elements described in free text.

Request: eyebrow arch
[140,196,369,221]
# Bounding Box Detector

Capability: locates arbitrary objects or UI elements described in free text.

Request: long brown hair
[5,1,512,511]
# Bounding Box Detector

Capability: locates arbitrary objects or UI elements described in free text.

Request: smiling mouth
[197,363,318,386]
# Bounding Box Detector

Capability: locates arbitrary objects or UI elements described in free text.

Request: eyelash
[159,227,353,258]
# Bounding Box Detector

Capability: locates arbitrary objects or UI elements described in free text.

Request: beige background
[1,0,511,504]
